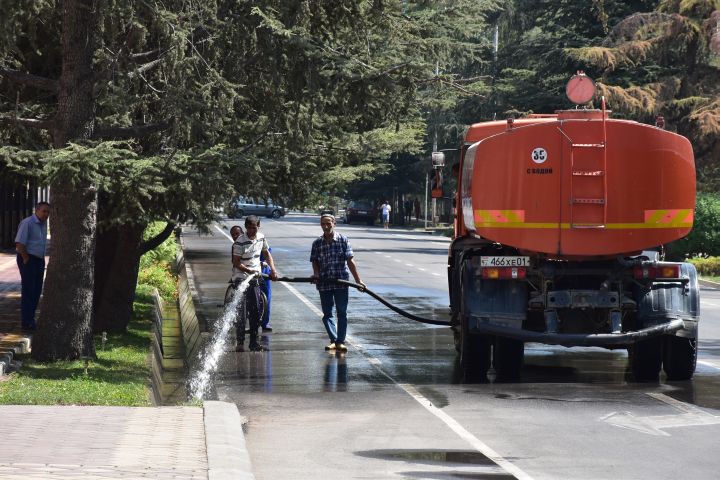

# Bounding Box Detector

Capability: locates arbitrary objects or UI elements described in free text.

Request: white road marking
[698,359,720,370]
[418,268,426,272]
[602,392,720,436]
[394,259,402,263]
[214,224,233,241]
[405,263,414,267]
[701,300,720,307]
[432,273,442,276]
[279,276,533,480]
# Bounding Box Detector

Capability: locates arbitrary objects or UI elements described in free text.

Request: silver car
[226,197,286,219]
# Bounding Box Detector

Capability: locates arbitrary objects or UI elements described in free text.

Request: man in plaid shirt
[310,214,365,352]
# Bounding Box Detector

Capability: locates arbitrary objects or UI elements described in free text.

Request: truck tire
[663,336,697,381]
[629,337,663,382]
[493,337,524,381]
[459,316,491,374]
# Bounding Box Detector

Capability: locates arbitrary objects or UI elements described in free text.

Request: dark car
[343,200,377,225]
[226,197,286,219]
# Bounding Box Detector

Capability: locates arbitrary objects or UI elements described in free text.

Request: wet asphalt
[182,213,720,480]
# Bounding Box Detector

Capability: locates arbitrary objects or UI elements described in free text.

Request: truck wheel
[493,338,524,382]
[459,317,491,374]
[663,336,697,381]
[629,337,663,382]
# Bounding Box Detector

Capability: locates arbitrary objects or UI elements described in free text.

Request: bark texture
[32,0,99,361]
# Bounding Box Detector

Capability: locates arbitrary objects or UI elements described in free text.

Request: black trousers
[236,279,263,345]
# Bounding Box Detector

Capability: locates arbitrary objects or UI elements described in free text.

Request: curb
[699,278,720,289]
[204,401,255,480]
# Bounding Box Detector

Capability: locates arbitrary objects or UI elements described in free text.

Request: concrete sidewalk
[0,251,254,479]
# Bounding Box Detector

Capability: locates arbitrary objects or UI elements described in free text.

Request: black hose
[264,275,451,326]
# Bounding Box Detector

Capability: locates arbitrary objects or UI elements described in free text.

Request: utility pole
[424,173,429,229]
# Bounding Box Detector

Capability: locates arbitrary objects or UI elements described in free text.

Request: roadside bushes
[688,256,720,277]
[137,222,178,300]
[668,192,720,264]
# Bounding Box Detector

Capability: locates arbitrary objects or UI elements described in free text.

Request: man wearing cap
[310,214,365,352]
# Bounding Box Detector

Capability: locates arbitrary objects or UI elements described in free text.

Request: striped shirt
[232,233,269,281]
[310,232,353,291]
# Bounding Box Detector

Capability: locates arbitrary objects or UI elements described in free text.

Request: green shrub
[688,256,720,276]
[137,262,177,300]
[669,192,720,259]
[139,222,178,269]
[137,222,178,301]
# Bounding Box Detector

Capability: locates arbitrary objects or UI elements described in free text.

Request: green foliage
[671,192,720,257]
[138,222,178,301]
[140,222,178,268]
[137,263,176,301]
[688,255,720,276]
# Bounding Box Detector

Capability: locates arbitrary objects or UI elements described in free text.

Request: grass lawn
[0,286,156,406]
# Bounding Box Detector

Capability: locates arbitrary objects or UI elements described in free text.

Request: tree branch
[93,122,171,139]
[0,115,53,130]
[0,67,59,93]
[139,221,176,255]
[128,58,165,77]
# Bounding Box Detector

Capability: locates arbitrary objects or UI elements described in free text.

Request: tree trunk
[93,219,146,333]
[32,0,99,361]
[93,220,175,333]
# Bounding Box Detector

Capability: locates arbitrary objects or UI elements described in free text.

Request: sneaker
[324,343,337,351]
[335,343,348,352]
[249,343,266,352]
[262,326,273,332]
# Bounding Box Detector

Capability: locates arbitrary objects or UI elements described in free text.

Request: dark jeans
[16,254,45,329]
[261,266,272,328]
[236,279,263,346]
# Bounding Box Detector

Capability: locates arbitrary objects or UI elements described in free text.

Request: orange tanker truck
[448,73,699,382]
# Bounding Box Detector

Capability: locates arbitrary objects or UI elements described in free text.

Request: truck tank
[461,110,696,257]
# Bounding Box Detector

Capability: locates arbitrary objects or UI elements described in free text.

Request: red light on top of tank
[632,265,681,279]
[566,71,597,105]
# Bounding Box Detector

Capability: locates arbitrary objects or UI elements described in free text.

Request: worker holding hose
[310,214,365,353]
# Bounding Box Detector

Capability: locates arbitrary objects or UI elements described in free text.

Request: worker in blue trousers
[260,248,272,332]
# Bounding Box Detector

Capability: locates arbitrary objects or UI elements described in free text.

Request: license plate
[480,256,530,267]
[358,210,367,214]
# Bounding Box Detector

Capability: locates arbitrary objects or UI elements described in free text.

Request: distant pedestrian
[404,199,412,222]
[310,214,365,353]
[414,198,421,221]
[380,200,391,229]
[15,201,50,331]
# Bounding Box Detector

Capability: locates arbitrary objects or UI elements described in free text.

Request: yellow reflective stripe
[474,209,525,223]
[476,222,692,229]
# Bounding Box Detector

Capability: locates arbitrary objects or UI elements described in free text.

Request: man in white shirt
[232,216,278,351]
[381,200,391,229]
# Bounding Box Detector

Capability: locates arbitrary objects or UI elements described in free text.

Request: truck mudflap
[469,317,687,347]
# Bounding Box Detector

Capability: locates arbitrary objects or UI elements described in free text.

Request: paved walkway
[0,251,254,479]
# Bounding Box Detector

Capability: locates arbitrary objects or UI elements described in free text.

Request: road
[181,213,720,480]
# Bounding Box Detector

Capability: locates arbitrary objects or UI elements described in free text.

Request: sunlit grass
[0,287,155,406]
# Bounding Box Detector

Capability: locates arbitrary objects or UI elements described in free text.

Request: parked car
[226,197,286,219]
[343,200,377,225]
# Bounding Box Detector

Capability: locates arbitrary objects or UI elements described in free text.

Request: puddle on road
[357,450,516,479]
[358,449,497,466]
